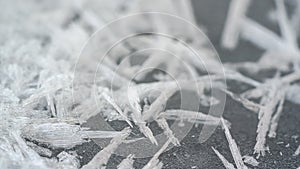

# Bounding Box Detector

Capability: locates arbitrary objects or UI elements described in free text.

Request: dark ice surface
[69,0,300,168]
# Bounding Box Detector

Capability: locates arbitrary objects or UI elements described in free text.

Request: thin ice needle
[221,118,247,169]
[212,147,236,169]
[101,92,133,127]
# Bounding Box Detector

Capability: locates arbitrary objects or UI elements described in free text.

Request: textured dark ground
[56,0,300,168]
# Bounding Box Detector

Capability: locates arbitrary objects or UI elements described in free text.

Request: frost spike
[275,0,297,47]
[163,109,231,127]
[117,154,135,169]
[221,0,251,49]
[127,85,142,115]
[241,18,285,51]
[101,92,133,127]
[142,139,171,169]
[22,122,125,149]
[294,145,300,156]
[242,155,259,167]
[156,117,180,146]
[212,147,236,169]
[130,101,158,145]
[254,83,286,156]
[221,118,247,169]
[142,87,177,121]
[224,70,261,87]
[26,141,52,157]
[281,71,300,84]
[81,128,131,169]
[138,123,158,145]
[223,89,260,113]
[268,97,285,138]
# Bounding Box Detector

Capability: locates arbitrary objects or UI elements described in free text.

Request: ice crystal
[221,118,247,169]
[242,155,259,167]
[142,139,172,169]
[81,128,131,169]
[26,141,52,157]
[163,110,231,127]
[294,145,300,156]
[212,147,236,169]
[156,117,180,146]
[22,122,125,149]
[117,154,135,169]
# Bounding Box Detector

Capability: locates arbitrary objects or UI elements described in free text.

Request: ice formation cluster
[0,0,300,168]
